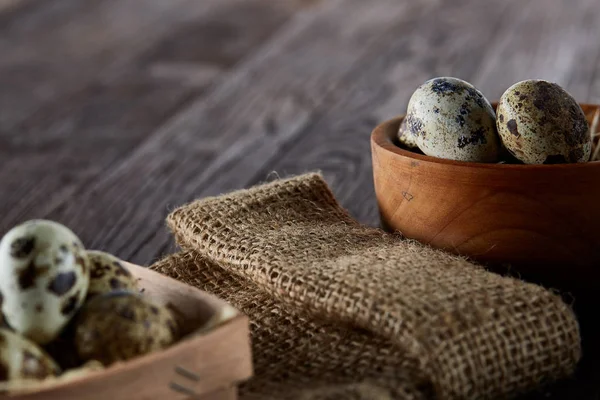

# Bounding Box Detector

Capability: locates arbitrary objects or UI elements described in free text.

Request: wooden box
[0,263,253,400]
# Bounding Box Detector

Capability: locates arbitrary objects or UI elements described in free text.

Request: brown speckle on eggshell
[18,262,38,290]
[496,80,591,164]
[85,251,137,299]
[61,291,81,316]
[10,237,36,259]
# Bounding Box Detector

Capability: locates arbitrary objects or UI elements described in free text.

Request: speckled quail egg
[405,77,500,162]
[0,220,90,345]
[74,290,179,365]
[0,328,60,381]
[86,250,138,298]
[396,118,419,149]
[496,79,591,164]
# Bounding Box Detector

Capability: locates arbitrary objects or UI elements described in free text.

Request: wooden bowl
[0,263,253,400]
[371,103,600,288]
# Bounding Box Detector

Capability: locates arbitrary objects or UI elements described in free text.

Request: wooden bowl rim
[372,102,600,171]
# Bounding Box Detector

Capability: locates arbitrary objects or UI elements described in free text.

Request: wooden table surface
[1,0,599,398]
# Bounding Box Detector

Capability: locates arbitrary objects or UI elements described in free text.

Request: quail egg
[0,328,60,381]
[0,220,90,344]
[86,250,137,298]
[74,290,179,365]
[396,118,419,149]
[405,77,500,162]
[496,79,591,164]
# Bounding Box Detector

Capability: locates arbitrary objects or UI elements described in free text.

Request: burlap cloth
[150,173,581,399]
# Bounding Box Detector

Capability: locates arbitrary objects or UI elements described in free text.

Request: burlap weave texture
[150,173,581,399]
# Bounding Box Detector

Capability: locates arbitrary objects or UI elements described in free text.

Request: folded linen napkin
[150,173,581,399]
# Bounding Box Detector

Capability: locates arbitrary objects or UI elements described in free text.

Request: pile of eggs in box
[0,220,178,382]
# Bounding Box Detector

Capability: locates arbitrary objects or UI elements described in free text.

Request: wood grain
[35,0,428,264]
[0,0,298,236]
[1,0,600,398]
[0,0,27,13]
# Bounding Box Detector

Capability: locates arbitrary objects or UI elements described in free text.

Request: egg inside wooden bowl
[371,103,600,290]
[0,263,252,400]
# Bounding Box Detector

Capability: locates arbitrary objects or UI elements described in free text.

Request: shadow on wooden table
[513,280,600,399]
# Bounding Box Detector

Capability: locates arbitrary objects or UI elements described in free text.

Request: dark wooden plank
[472,0,600,102]
[0,0,287,131]
[0,0,22,10]
[0,0,31,14]
[138,1,305,72]
[0,0,180,130]
[0,75,197,222]
[35,0,431,264]
[554,0,600,103]
[587,33,600,105]
[256,0,600,226]
[0,0,298,232]
[0,0,53,25]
